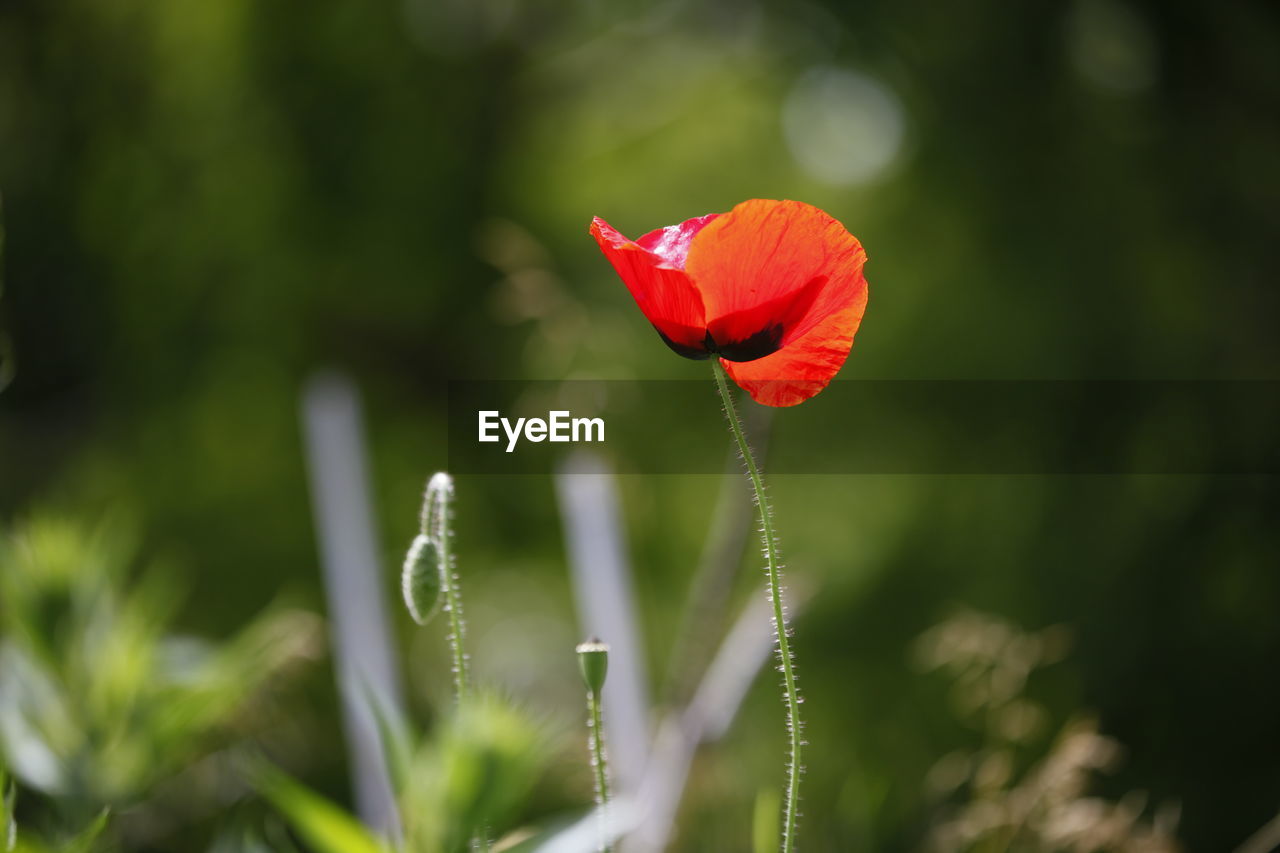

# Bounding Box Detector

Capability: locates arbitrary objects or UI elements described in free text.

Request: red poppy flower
[589,198,868,407]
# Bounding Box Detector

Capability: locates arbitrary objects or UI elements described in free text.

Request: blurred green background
[2,0,1278,850]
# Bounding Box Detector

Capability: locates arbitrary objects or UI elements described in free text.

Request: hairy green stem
[424,475,484,850]
[440,537,469,702]
[427,475,470,701]
[712,361,802,853]
[440,527,484,852]
[587,689,613,853]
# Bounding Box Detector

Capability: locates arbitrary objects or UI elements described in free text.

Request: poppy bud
[575,639,609,695]
[402,533,442,625]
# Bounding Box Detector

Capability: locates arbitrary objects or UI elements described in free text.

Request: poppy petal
[686,199,867,352]
[590,216,709,355]
[705,272,827,362]
[634,213,720,269]
[721,287,868,407]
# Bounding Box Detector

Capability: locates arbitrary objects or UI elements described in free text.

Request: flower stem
[440,532,470,702]
[426,473,470,701]
[587,688,613,853]
[711,360,802,853]
[421,475,486,852]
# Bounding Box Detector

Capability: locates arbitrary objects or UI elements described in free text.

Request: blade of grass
[257,765,391,853]
[60,810,110,853]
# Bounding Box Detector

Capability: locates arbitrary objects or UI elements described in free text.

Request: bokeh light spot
[782,66,906,187]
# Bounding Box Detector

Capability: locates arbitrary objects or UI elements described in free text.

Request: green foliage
[401,696,547,853]
[206,825,300,853]
[9,810,108,853]
[257,766,390,853]
[0,514,321,839]
[263,693,548,853]
[1,772,109,853]
[752,789,780,853]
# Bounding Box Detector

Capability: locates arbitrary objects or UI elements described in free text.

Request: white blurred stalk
[629,590,806,853]
[554,450,650,797]
[662,404,771,706]
[300,370,404,837]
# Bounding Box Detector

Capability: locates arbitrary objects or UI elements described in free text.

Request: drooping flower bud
[402,533,442,625]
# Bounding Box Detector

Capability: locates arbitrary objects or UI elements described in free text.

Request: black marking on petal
[712,324,785,362]
[656,326,712,360]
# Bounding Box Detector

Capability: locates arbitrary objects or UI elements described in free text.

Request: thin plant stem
[587,689,613,853]
[424,475,485,851]
[711,360,802,853]
[426,474,470,701]
[440,536,469,702]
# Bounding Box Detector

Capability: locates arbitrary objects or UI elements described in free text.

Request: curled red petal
[686,199,867,354]
[589,216,709,353]
[722,285,869,407]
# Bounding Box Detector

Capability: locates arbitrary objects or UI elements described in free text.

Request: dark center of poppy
[655,324,785,362]
[704,325,785,362]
